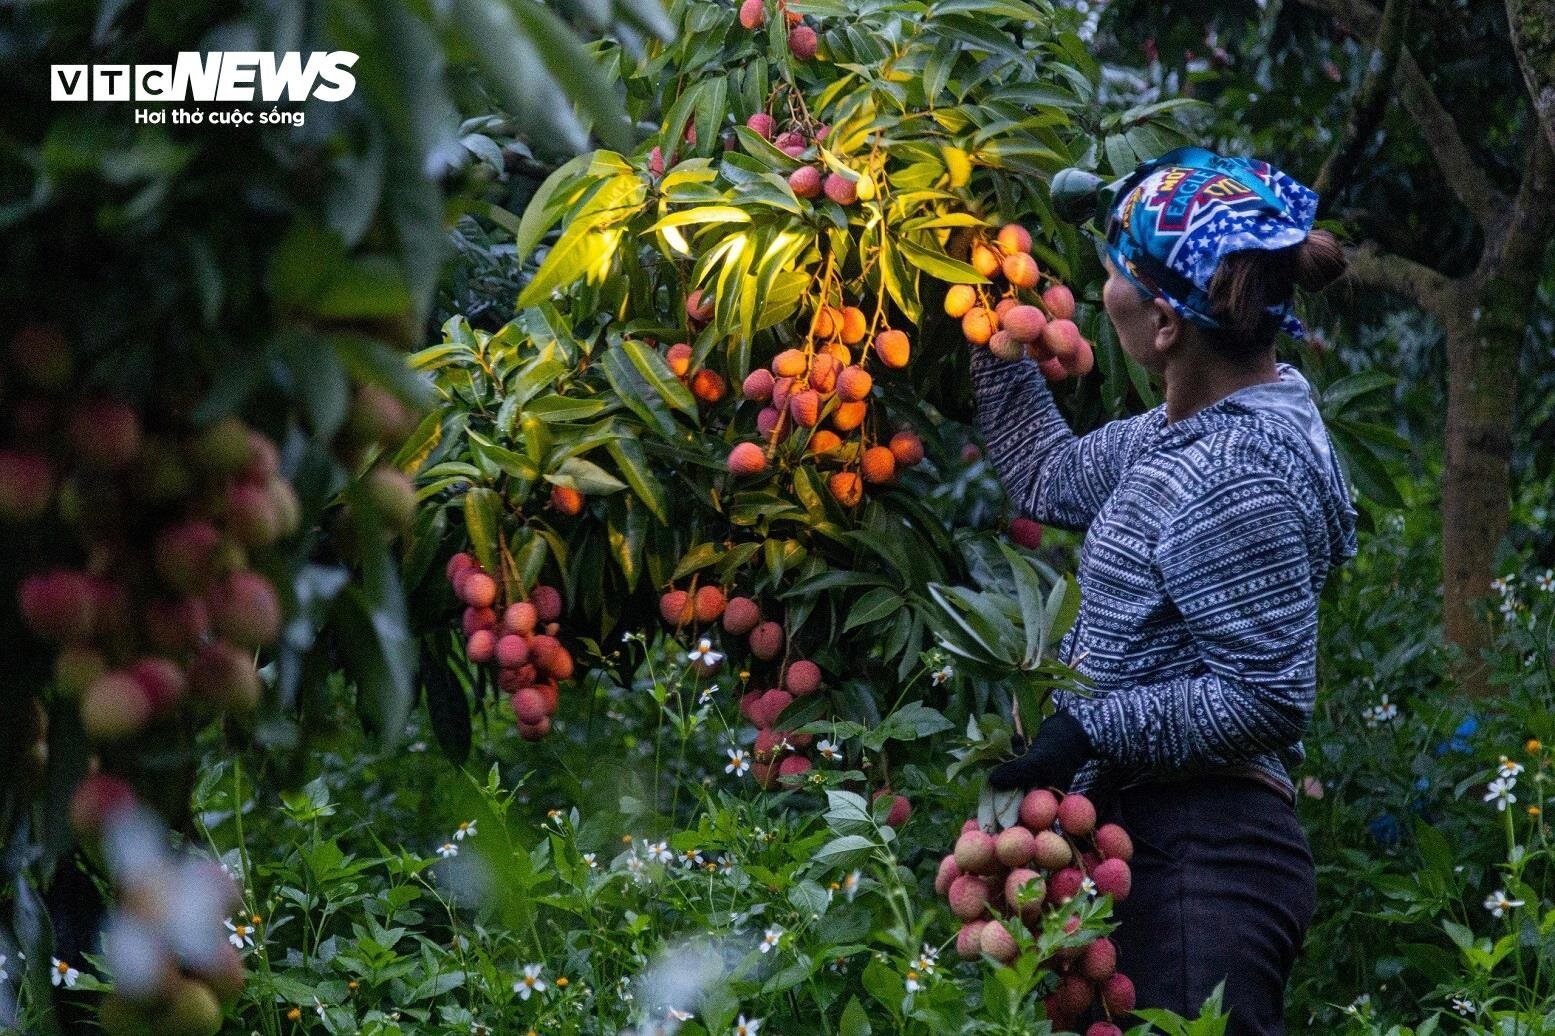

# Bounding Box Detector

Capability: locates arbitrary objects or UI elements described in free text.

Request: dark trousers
[1089,775,1316,1036]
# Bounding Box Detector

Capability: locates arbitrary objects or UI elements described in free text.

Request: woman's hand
[988,711,1091,791]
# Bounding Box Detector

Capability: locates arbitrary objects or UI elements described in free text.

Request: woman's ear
[1150,297,1181,356]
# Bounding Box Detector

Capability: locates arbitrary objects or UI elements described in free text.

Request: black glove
[988,711,1091,791]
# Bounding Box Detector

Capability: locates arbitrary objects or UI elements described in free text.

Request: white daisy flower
[668,1007,693,1021]
[582,852,598,868]
[930,665,954,686]
[699,685,717,706]
[225,917,256,949]
[1483,889,1524,917]
[843,869,861,901]
[1484,777,1517,811]
[646,840,674,864]
[1080,876,1097,896]
[725,748,751,777]
[50,958,78,988]
[733,1014,762,1035]
[688,639,724,667]
[513,963,547,1000]
[682,848,705,868]
[1450,996,1475,1015]
[1498,757,1525,779]
[314,997,327,1018]
[626,854,645,875]
[1491,575,1515,596]
[455,820,478,840]
[1535,569,1554,593]
[904,969,922,994]
[759,926,783,953]
[915,944,939,973]
[437,842,459,858]
[817,739,841,762]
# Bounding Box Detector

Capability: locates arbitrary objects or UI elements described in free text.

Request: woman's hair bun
[1293,229,1347,292]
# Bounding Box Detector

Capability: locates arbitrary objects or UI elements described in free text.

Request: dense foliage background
[1,0,1553,1032]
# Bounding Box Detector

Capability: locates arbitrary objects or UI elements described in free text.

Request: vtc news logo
[51,52,359,103]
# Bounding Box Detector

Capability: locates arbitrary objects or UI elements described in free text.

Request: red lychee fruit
[783,659,822,696]
[749,620,784,659]
[728,441,768,476]
[1042,284,1077,321]
[1086,1023,1124,1036]
[1101,973,1136,1014]
[1032,829,1072,870]
[787,24,818,59]
[70,773,136,838]
[771,376,795,410]
[828,470,863,507]
[1009,517,1043,550]
[1002,252,1040,289]
[81,672,152,741]
[996,224,1033,254]
[1093,857,1132,901]
[739,0,766,29]
[691,369,727,404]
[1041,318,1083,361]
[995,826,1037,867]
[961,817,982,835]
[873,790,911,827]
[693,585,726,623]
[460,571,499,609]
[1046,866,1084,905]
[187,641,261,712]
[503,602,538,636]
[1019,787,1059,830]
[496,634,530,668]
[18,569,96,641]
[1055,973,1094,1016]
[774,130,806,151]
[1057,793,1096,837]
[723,596,762,635]
[754,688,793,728]
[446,553,476,586]
[874,328,910,368]
[208,571,281,649]
[528,634,563,671]
[467,629,497,663]
[778,755,812,781]
[935,853,962,896]
[513,688,548,726]
[660,589,693,626]
[954,829,998,875]
[463,606,498,636]
[519,716,551,741]
[70,399,141,470]
[742,368,775,402]
[130,657,185,714]
[1081,936,1117,981]
[1001,305,1047,344]
[789,165,823,198]
[531,585,563,623]
[948,873,990,920]
[823,173,857,205]
[836,365,872,402]
[154,519,223,593]
[686,289,714,324]
[739,690,764,725]
[987,329,1024,362]
[1004,868,1045,919]
[979,921,1019,963]
[1065,336,1095,376]
[1095,823,1133,862]
[648,146,665,175]
[831,400,866,433]
[788,388,821,427]
[956,920,988,959]
[860,446,895,485]
[888,431,924,467]
[746,112,775,139]
[0,450,54,523]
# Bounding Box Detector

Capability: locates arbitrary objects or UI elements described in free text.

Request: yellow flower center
[1530,805,1542,817]
[1529,739,1543,753]
[287,1008,302,1021]
[556,976,568,987]
[251,914,263,924]
[55,961,67,974]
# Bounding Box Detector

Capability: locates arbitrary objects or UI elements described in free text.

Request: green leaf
[896,235,989,284]
[547,456,627,494]
[463,487,504,575]
[813,834,876,869]
[620,338,698,416]
[605,437,669,524]
[843,587,904,633]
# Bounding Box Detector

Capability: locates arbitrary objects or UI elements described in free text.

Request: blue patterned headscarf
[1102,146,1319,339]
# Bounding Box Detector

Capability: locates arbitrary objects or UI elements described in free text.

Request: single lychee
[154,520,222,593]
[828,470,863,506]
[1018,788,1059,830]
[666,342,693,376]
[1032,828,1071,869]
[1042,284,1077,321]
[823,173,857,206]
[130,657,185,714]
[1001,305,1047,343]
[808,429,842,455]
[739,690,764,725]
[446,552,476,586]
[18,569,96,641]
[756,405,780,435]
[888,430,924,466]
[860,446,895,485]
[495,634,529,668]
[956,920,988,960]
[1101,973,1136,1014]
[1094,823,1133,862]
[467,629,497,663]
[808,353,838,394]
[1055,973,1094,1016]
[742,369,775,402]
[971,243,1003,278]
[519,716,551,741]
[831,400,867,432]
[746,112,775,138]
[771,376,795,410]
[693,585,726,623]
[660,589,694,626]
[1093,857,1132,901]
[961,817,982,834]
[1009,517,1043,550]
[839,306,868,345]
[460,571,499,609]
[1065,336,1095,376]
[954,829,998,875]
[935,853,962,896]
[754,688,793,728]
[1086,1023,1124,1036]
[1081,936,1117,981]
[207,572,281,649]
[1038,356,1068,382]
[788,389,821,427]
[995,826,1037,867]
[789,165,823,199]
[836,365,872,402]
[773,130,806,150]
[873,790,911,827]
[82,672,152,741]
[979,920,1019,963]
[648,146,665,175]
[948,873,990,920]
[874,328,910,368]
[1004,868,1045,918]
[686,289,714,324]
[70,773,136,838]
[749,621,784,660]
[722,596,761,635]
[1002,252,1040,289]
[1046,866,1084,905]
[787,24,818,59]
[1057,793,1096,836]
[996,224,1033,254]
[691,368,727,404]
[513,688,548,726]
[784,658,822,696]
[778,755,812,781]
[739,0,765,29]
[728,442,768,476]
[551,484,585,516]
[1041,318,1082,361]
[503,602,538,636]
[463,606,498,636]
[528,634,563,672]
[770,348,807,379]
[531,585,564,622]
[995,297,1019,320]
[939,284,976,317]
[70,399,141,470]
[988,330,1024,362]
[961,307,995,345]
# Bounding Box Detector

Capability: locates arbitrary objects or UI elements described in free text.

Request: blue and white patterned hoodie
[972,349,1358,801]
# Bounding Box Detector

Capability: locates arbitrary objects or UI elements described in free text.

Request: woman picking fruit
[976,147,1356,1034]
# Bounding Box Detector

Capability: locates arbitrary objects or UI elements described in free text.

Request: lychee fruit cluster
[944,224,1094,382]
[448,552,572,741]
[727,299,926,505]
[664,340,727,406]
[736,0,819,60]
[937,790,1136,1031]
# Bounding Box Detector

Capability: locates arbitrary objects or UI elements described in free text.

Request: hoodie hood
[1223,363,1359,566]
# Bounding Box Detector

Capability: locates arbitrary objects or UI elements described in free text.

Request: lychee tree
[409,0,1198,784]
